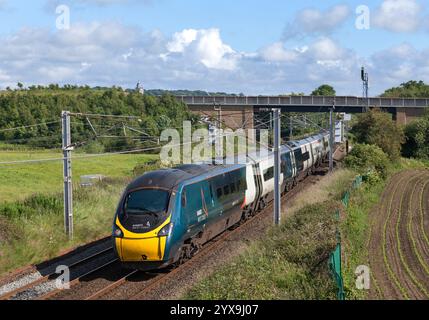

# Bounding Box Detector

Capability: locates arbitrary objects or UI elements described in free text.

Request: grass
[0,149,159,276]
[184,169,355,300]
[284,169,356,218]
[0,150,158,203]
[341,177,388,299]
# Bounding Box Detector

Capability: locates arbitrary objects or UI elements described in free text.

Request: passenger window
[217,188,223,198]
[181,193,186,207]
[223,185,230,196]
[264,167,274,181]
[302,152,310,161]
[209,184,214,199]
[230,183,236,193]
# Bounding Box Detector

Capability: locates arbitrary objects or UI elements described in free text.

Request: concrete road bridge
[177,95,429,129]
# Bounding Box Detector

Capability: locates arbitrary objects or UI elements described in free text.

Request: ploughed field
[369,169,429,299]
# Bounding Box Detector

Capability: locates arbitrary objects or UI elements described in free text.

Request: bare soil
[368,170,429,300]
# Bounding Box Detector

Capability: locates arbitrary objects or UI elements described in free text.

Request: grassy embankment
[185,169,357,300]
[0,148,158,276]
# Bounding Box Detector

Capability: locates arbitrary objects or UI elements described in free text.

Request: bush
[351,109,404,161]
[82,141,105,154]
[0,194,62,219]
[402,113,429,160]
[345,144,390,181]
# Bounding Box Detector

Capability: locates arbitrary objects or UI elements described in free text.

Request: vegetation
[350,109,404,161]
[311,84,336,97]
[382,80,429,98]
[345,144,390,182]
[341,179,386,299]
[0,86,196,151]
[402,111,429,160]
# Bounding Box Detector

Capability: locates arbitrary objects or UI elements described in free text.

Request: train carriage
[113,131,332,270]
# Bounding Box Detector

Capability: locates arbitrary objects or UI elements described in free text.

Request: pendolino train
[112,132,331,270]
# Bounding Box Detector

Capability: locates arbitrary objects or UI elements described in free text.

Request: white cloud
[166,28,238,70]
[0,21,428,96]
[167,29,198,53]
[260,42,299,63]
[309,37,346,61]
[374,0,423,32]
[283,4,351,39]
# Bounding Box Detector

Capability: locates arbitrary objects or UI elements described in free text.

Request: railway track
[1,165,330,300]
[0,238,114,300]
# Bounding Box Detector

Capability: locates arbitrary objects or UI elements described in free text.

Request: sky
[0,0,428,95]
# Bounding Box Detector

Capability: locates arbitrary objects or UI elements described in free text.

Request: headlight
[158,223,173,237]
[113,225,123,238]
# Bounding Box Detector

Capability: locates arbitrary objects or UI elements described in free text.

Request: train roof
[127,163,242,191]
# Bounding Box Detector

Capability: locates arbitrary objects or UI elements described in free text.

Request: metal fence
[329,175,363,300]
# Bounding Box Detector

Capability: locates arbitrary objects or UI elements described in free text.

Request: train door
[301,145,311,171]
[201,180,216,218]
[293,148,304,174]
[182,183,206,235]
[282,151,293,180]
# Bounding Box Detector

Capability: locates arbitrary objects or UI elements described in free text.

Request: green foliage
[311,84,336,96]
[382,80,429,98]
[0,86,195,151]
[402,111,429,160]
[341,178,386,299]
[351,109,404,161]
[0,194,62,219]
[345,144,390,181]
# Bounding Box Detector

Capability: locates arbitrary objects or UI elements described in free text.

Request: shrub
[402,113,429,160]
[345,144,390,181]
[351,109,404,161]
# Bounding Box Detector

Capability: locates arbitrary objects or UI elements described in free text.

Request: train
[112,131,331,270]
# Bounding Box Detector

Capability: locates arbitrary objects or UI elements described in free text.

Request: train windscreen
[120,189,170,233]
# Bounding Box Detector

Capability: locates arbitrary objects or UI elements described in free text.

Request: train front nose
[114,188,172,263]
[113,216,173,263]
[114,229,168,262]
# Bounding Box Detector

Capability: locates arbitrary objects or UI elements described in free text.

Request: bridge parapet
[178,95,429,109]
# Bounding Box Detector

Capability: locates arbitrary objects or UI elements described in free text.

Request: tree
[345,144,390,182]
[17,82,24,90]
[351,109,405,161]
[311,84,336,96]
[382,80,429,98]
[402,110,429,159]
